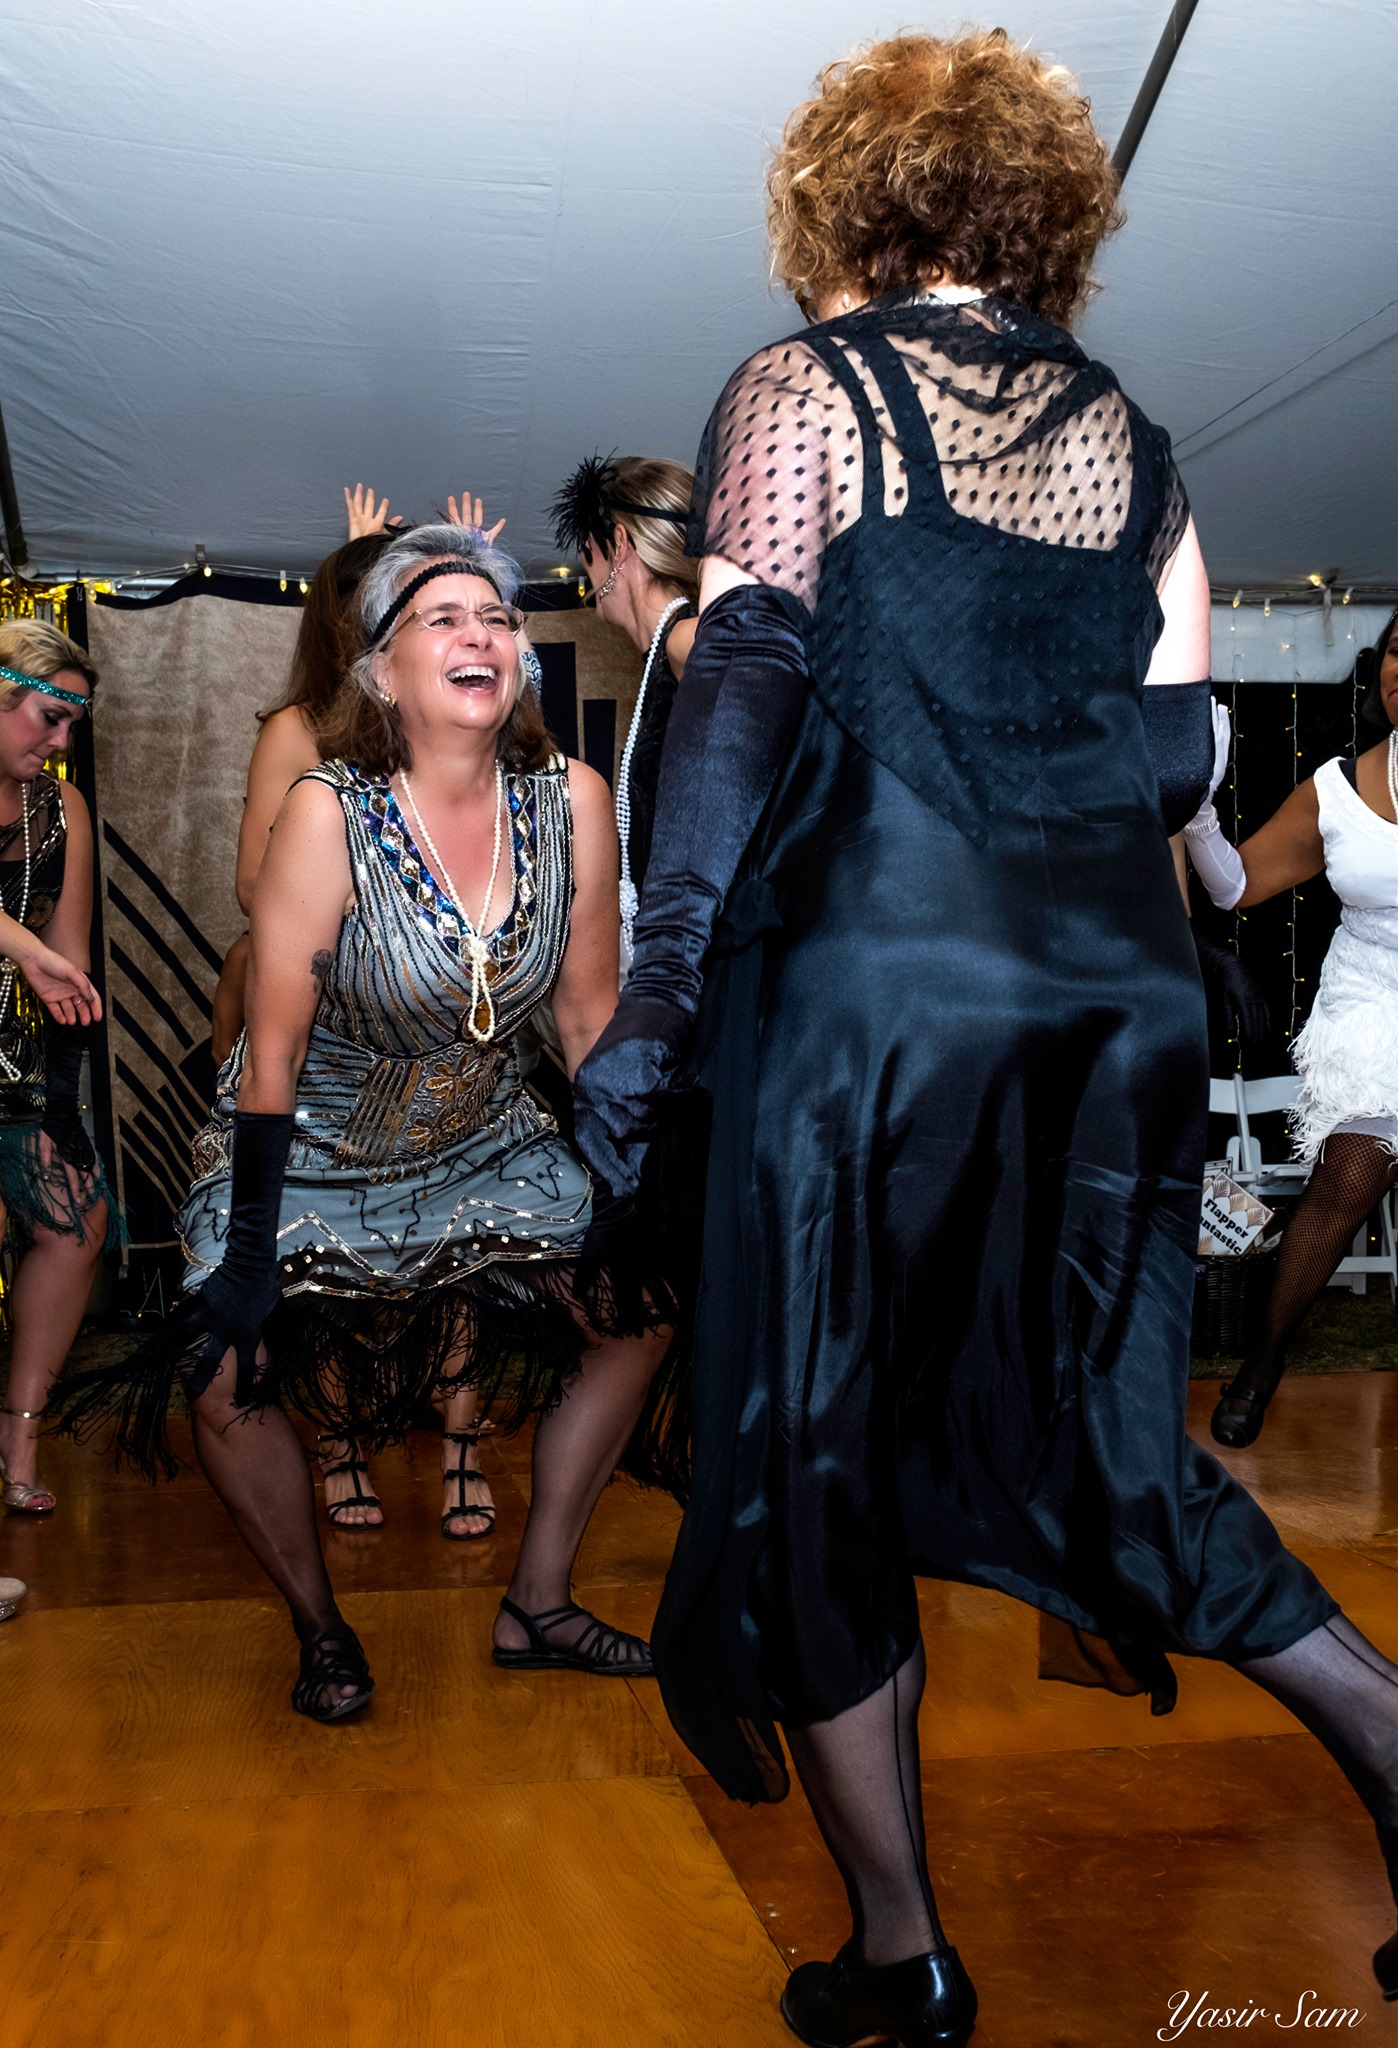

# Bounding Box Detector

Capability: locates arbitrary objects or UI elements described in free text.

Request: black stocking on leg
[1239,1615,1398,1995]
[189,1353,372,1719]
[1213,1134,1397,1448]
[785,1640,944,1967]
[780,1639,978,2047]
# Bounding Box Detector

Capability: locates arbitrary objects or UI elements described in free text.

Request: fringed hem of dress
[0,1123,125,1255]
[54,1250,688,1493]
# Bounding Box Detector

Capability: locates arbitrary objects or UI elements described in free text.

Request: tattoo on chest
[311,949,333,987]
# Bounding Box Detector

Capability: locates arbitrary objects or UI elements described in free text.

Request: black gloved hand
[41,1018,97,1175]
[1193,930,1271,1045]
[573,583,810,1196]
[183,1109,295,1401]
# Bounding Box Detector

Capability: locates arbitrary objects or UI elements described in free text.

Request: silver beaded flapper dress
[183,756,586,1287]
[168,753,639,1448]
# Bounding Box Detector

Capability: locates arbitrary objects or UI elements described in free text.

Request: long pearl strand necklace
[1387,730,1398,822]
[0,785,34,1083]
[398,764,508,1044]
[617,597,689,968]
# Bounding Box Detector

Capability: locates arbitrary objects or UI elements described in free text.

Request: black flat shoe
[781,1944,977,2048]
[1210,1380,1271,1449]
[491,1597,653,1676]
[291,1622,375,1722]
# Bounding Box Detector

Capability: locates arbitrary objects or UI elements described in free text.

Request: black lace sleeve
[1130,409,1191,589]
[687,340,837,612]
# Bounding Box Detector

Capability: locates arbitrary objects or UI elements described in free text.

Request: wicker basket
[1192,1243,1281,1356]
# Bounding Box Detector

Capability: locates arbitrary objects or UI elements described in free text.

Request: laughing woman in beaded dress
[0,621,121,1516]
[1188,605,1398,1451]
[219,485,515,1538]
[574,32,1398,2040]
[64,524,670,1719]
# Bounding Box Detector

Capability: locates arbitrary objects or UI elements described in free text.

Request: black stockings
[1241,1615,1398,1913]
[189,1354,340,1641]
[785,1638,947,1968]
[1232,1134,1397,1409]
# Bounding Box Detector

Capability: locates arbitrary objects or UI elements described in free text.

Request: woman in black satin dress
[574,29,1398,2047]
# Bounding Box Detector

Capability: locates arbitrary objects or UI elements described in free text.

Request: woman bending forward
[68,524,671,1718]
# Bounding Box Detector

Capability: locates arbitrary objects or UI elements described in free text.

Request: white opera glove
[1184,799,1246,911]
[1207,698,1231,802]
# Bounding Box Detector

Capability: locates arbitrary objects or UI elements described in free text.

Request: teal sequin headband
[0,665,89,708]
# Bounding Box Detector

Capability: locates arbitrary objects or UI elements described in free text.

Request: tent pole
[0,403,28,574]
[1112,0,1202,180]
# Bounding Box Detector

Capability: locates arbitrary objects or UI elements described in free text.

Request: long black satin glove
[1193,931,1271,1046]
[183,1109,296,1402]
[1142,680,1214,832]
[41,1018,97,1175]
[573,584,810,1196]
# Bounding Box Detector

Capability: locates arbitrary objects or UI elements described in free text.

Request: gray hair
[350,521,525,704]
[358,521,523,636]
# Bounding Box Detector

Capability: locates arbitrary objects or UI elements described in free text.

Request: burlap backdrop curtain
[87,595,640,1257]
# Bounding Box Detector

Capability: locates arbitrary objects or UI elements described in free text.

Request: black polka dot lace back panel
[686,291,1190,843]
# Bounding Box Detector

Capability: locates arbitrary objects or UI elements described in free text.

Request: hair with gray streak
[357,522,523,641]
[323,521,556,777]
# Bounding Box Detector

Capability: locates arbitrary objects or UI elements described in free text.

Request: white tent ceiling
[4,0,1395,591]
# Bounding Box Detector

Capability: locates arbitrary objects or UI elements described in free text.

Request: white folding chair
[1209,1071,1398,1298]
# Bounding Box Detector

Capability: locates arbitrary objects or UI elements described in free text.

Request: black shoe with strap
[316,1435,383,1530]
[781,1945,977,2048]
[292,1622,375,1722]
[492,1596,653,1676]
[441,1425,497,1541]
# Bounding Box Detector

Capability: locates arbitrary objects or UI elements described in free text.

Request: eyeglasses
[397,601,524,638]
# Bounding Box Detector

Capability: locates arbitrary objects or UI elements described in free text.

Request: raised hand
[445,489,506,543]
[343,483,403,539]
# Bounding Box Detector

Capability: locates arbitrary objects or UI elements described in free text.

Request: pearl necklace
[617,597,689,969]
[398,764,508,1044]
[1387,731,1398,824]
[0,787,34,1084]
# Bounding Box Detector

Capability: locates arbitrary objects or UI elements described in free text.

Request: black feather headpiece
[551,452,619,556]
[550,451,689,557]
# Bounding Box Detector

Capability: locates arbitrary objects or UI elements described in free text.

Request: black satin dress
[651,293,1335,1803]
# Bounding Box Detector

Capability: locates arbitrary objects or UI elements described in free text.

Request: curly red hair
[767,29,1123,328]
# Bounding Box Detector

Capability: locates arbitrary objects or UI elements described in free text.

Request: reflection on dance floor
[1,1370,1395,2045]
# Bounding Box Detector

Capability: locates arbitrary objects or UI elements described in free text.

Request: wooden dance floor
[3,1371,1397,2045]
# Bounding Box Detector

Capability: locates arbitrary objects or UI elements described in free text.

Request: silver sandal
[0,1407,56,1513]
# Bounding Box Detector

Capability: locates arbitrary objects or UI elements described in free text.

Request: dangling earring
[593,557,622,605]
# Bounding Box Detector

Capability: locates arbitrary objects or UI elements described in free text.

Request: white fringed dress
[1291,756,1398,1162]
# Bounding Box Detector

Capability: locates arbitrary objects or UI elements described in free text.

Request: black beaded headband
[367,558,505,648]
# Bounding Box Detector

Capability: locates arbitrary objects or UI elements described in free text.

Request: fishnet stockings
[187,1354,359,1713]
[784,1639,947,1968]
[1230,1133,1398,1411]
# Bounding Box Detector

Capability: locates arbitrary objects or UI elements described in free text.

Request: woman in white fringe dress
[1186,603,1398,1446]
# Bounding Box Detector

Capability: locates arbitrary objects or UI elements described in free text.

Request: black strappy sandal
[291,1622,375,1722]
[317,1435,383,1530]
[441,1426,497,1541]
[492,1596,654,1676]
